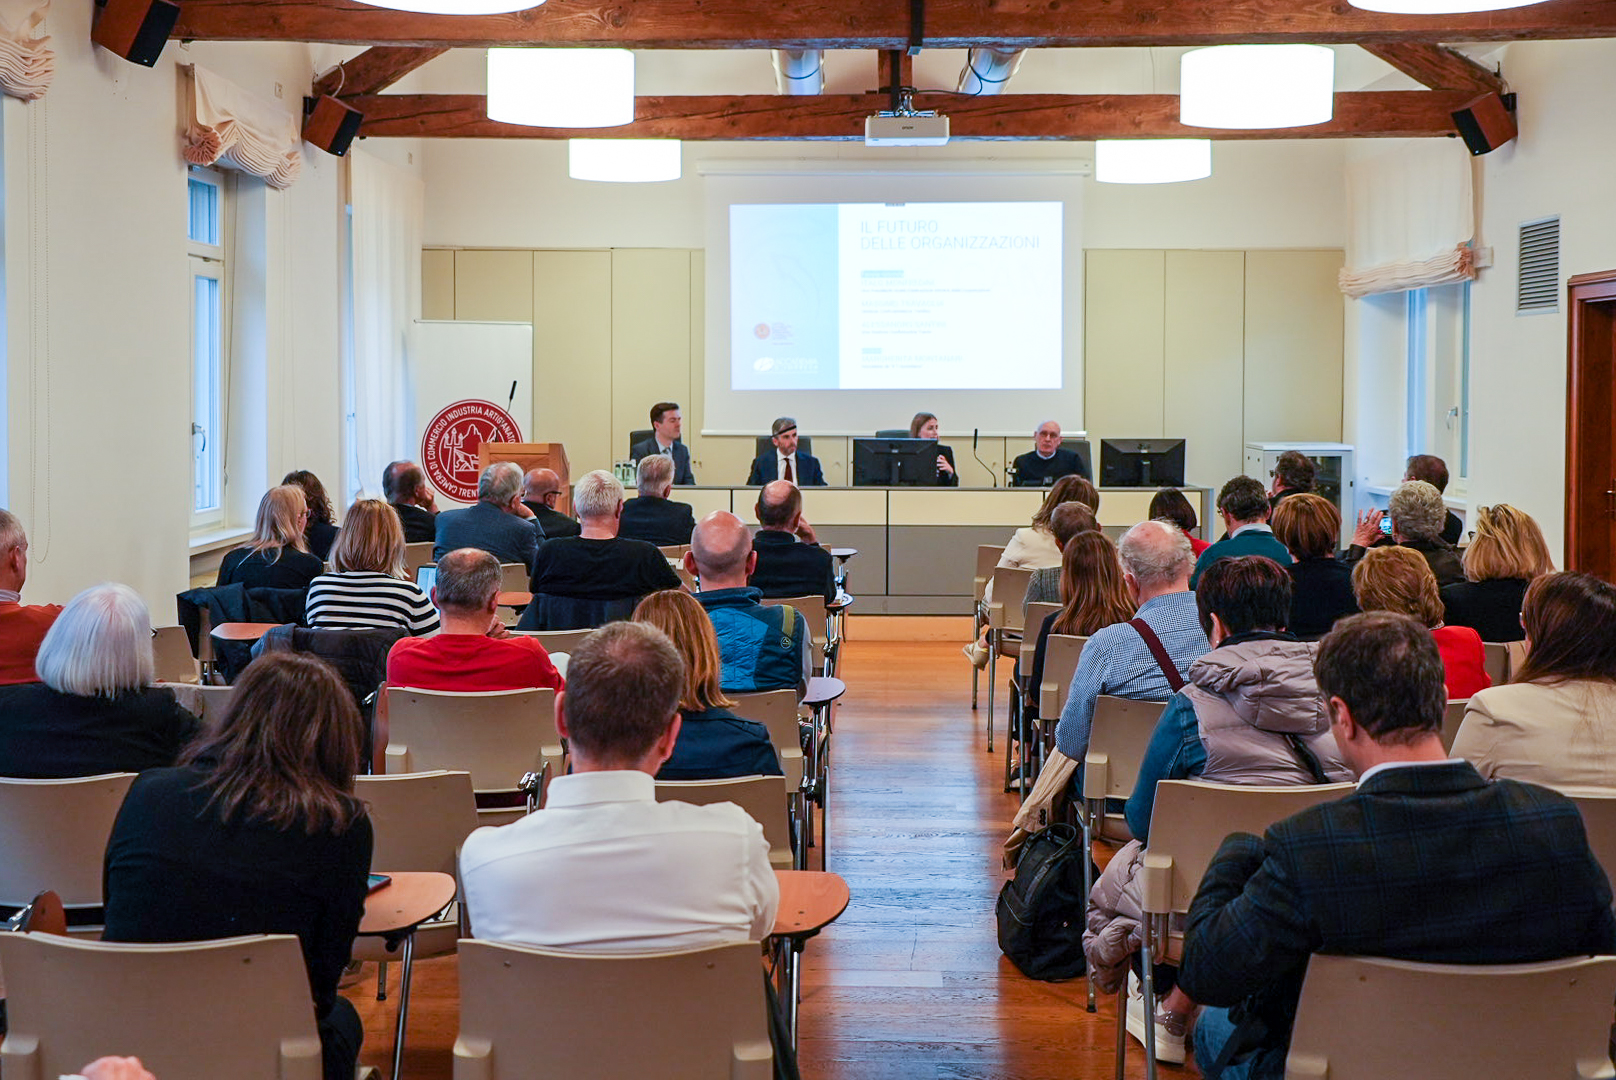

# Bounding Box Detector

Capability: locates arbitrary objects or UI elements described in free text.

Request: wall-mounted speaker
[1451,92,1518,156]
[91,0,180,68]
[303,96,365,157]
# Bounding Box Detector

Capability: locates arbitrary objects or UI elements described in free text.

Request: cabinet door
[1086,250,1166,441]
[1244,251,1345,443]
[1165,251,1246,489]
[533,250,612,472]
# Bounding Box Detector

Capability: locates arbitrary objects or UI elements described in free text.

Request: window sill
[188,527,252,555]
[1363,484,1466,512]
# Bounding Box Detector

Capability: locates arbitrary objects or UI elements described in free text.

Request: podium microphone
[972,428,997,487]
[507,380,518,411]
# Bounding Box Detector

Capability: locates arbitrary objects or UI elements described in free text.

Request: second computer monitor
[852,438,940,486]
[1099,439,1187,488]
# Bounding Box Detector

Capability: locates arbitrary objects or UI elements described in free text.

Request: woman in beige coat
[1453,571,1616,789]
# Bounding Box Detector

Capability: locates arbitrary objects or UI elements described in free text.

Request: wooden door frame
[1565,270,1616,573]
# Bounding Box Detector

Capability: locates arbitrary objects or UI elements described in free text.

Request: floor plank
[342,638,1197,1078]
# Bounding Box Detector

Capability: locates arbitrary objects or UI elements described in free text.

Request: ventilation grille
[1518,216,1561,314]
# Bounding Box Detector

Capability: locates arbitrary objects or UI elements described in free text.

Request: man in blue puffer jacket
[687,511,810,696]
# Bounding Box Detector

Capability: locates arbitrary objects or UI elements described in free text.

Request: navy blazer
[433,500,544,571]
[746,451,827,487]
[618,496,697,548]
[1179,762,1616,1075]
[630,438,696,486]
[748,529,837,604]
[1011,447,1089,487]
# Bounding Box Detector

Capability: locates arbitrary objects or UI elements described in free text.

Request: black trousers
[320,996,364,1080]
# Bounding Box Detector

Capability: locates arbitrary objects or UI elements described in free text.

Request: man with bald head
[1053,519,1209,790]
[1012,420,1090,487]
[748,480,837,605]
[522,468,581,539]
[688,511,810,695]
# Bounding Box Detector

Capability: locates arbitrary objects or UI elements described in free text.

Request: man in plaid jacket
[1179,611,1616,1079]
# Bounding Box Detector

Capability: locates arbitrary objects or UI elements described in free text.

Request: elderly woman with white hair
[1347,479,1464,587]
[516,470,684,631]
[0,583,198,777]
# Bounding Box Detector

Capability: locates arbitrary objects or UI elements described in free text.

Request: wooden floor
[344,638,1199,1079]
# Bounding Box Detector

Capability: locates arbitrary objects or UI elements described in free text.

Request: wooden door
[1565,271,1616,577]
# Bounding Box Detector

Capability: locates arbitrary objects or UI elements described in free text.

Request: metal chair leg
[389,932,416,1080]
[987,636,997,753]
[375,959,388,1001]
[1003,692,1018,791]
[1114,986,1127,1080]
[1141,933,1159,1080]
[1081,801,1097,1013]
[971,662,979,710]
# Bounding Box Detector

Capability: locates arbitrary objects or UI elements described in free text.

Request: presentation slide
[729,201,1063,392]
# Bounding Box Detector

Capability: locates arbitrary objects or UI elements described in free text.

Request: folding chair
[1286,953,1616,1080]
[1440,698,1470,752]
[1008,601,1062,792]
[454,941,772,1080]
[383,687,557,826]
[0,932,323,1080]
[729,689,808,844]
[985,566,1034,755]
[971,544,1005,709]
[0,773,136,933]
[403,541,436,574]
[510,627,591,659]
[655,775,796,870]
[353,770,480,1080]
[1129,779,1353,1080]
[1566,791,1616,895]
[152,624,199,683]
[1029,632,1086,781]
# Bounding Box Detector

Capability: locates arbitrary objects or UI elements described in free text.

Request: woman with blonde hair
[1441,504,1555,642]
[217,485,323,590]
[1454,572,1616,788]
[1353,545,1489,698]
[633,590,781,781]
[305,499,438,635]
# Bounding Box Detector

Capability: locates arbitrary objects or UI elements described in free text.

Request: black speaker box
[304,96,365,157]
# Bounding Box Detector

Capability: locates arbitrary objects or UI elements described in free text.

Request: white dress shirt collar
[777,450,798,483]
[543,769,654,808]
[1357,758,1466,788]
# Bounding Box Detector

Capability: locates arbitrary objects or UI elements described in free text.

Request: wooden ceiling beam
[1361,43,1505,93]
[172,0,1616,47]
[346,90,1474,140]
[314,45,449,96]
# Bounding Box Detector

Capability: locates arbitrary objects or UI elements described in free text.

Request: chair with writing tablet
[383,687,556,826]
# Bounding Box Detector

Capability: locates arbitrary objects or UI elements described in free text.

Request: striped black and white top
[305,571,440,636]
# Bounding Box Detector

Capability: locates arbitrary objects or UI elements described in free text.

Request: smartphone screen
[1379,515,1393,534]
[367,873,392,893]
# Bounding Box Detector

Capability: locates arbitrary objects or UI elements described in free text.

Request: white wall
[1345,38,1616,559]
[1,19,358,608]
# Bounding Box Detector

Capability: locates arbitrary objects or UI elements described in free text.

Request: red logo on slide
[422,400,522,503]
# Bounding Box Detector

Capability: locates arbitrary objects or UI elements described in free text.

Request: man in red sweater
[386,548,563,692]
[0,511,61,685]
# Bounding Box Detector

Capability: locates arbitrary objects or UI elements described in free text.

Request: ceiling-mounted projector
[865,112,950,146]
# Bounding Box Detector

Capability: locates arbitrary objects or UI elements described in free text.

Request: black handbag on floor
[996,821,1091,981]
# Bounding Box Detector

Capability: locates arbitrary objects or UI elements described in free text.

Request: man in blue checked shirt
[1053,519,1210,795]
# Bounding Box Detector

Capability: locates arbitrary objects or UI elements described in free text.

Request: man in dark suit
[1011,420,1090,487]
[521,467,582,539]
[746,417,826,487]
[382,460,438,544]
[1180,611,1615,1080]
[618,455,696,548]
[749,481,836,605]
[629,401,696,486]
[433,462,545,572]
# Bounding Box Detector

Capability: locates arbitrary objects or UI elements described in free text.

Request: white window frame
[1404,281,1472,495]
[187,166,233,530]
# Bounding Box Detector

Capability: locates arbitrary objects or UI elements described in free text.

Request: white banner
[411,320,534,505]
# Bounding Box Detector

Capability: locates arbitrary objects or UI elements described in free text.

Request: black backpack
[995,822,1091,981]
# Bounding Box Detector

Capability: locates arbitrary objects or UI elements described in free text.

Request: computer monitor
[1099,439,1187,488]
[852,438,940,487]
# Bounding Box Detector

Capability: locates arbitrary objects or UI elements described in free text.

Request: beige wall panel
[532,250,613,475]
[1096,489,1167,529]
[680,488,735,518]
[611,249,692,460]
[454,249,534,322]
[799,488,890,526]
[890,489,1045,527]
[1243,250,1345,444]
[1164,251,1247,490]
[422,249,456,320]
[700,435,764,488]
[1085,250,1166,445]
[949,436,1005,488]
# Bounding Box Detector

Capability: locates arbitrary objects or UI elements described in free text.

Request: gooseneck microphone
[972,428,998,487]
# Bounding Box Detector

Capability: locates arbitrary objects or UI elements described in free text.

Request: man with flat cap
[746,417,826,487]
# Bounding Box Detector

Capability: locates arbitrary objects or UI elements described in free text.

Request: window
[187,168,230,527]
[1405,281,1472,489]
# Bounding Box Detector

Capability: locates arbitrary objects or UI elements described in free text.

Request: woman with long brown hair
[103,652,373,1080]
[633,590,782,780]
[216,484,323,590]
[305,499,439,635]
[909,412,958,486]
[1454,571,1616,788]
[282,469,340,561]
[1027,531,1135,701]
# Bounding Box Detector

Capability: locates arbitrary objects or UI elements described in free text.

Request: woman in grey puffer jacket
[1083,557,1352,1059]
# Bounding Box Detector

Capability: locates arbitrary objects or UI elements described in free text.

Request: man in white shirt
[460,620,779,951]
[746,417,827,486]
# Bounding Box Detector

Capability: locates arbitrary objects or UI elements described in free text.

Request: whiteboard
[411,320,534,505]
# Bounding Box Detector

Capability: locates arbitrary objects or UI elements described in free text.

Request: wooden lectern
[480,442,571,516]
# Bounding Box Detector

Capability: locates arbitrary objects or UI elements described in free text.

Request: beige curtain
[182,65,302,189]
[1339,140,1476,299]
[0,0,54,101]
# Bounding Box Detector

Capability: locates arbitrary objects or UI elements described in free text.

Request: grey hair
[35,583,154,697]
[1119,519,1194,589]
[477,461,524,505]
[1388,480,1445,542]
[0,509,25,553]
[574,470,625,520]
[637,454,674,496]
[434,548,501,612]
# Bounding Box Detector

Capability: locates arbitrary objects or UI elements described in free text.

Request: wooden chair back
[454,940,772,1080]
[404,541,436,573]
[499,562,529,594]
[0,773,136,910]
[1039,635,1088,718]
[1566,791,1616,897]
[1483,641,1509,686]
[975,545,1005,607]
[512,628,591,657]
[159,682,236,727]
[1019,601,1062,677]
[1440,698,1469,752]
[761,594,830,673]
[152,624,199,684]
[988,567,1034,635]
[0,932,321,1080]
[383,688,558,822]
[655,775,794,869]
[356,771,479,876]
[658,544,691,560]
[729,689,805,793]
[1083,696,1167,803]
[1286,953,1616,1080]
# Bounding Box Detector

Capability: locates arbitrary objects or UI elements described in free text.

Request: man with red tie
[746,417,826,487]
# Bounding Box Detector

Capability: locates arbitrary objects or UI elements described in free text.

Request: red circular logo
[422,400,523,503]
